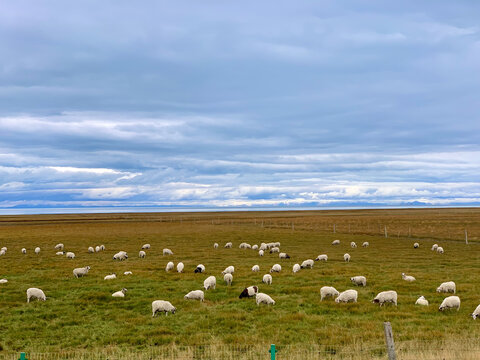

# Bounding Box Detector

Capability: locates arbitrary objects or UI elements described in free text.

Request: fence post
[333,224,336,233]
[384,226,388,238]
[383,322,396,360]
[465,229,468,244]
[18,353,27,360]
[269,344,277,360]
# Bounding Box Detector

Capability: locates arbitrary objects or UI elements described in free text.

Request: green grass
[0,209,480,357]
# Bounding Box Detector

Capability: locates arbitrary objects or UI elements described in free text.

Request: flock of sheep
[1,239,480,320]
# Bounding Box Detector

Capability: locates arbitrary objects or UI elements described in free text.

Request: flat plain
[0,208,479,359]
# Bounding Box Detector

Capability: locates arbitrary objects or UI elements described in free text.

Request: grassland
[0,208,479,359]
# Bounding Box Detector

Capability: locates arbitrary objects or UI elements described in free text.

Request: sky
[0,1,480,212]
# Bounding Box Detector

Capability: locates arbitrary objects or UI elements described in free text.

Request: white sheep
[344,253,351,262]
[350,242,357,248]
[274,242,281,247]
[112,288,128,298]
[124,271,133,275]
[88,247,94,253]
[292,264,300,273]
[259,250,264,257]
[222,266,234,275]
[95,246,101,252]
[315,254,328,262]
[239,242,252,249]
[301,259,314,269]
[104,273,117,280]
[177,262,184,273]
[21,248,27,254]
[269,247,280,254]
[437,246,444,254]
[0,279,8,284]
[372,290,397,306]
[56,251,65,256]
[436,281,456,294]
[35,247,41,254]
[239,286,258,298]
[431,244,438,251]
[26,288,46,302]
[256,292,275,305]
[279,252,290,259]
[0,249,5,256]
[166,262,174,272]
[184,290,204,301]
[213,243,219,249]
[472,304,480,319]
[252,244,258,250]
[224,242,232,248]
[54,243,64,250]
[413,242,419,248]
[65,252,75,259]
[224,273,233,285]
[163,248,173,255]
[332,240,340,245]
[152,300,176,316]
[439,296,460,311]
[270,264,282,273]
[73,266,90,278]
[204,275,216,290]
[142,244,151,249]
[335,289,358,303]
[320,286,339,301]
[350,276,367,286]
[402,273,416,282]
[362,242,369,247]
[100,245,105,251]
[415,296,429,306]
[1,247,6,252]
[262,274,273,285]
[195,264,205,273]
[252,265,260,272]
[259,243,267,251]
[113,251,128,261]
[139,250,146,258]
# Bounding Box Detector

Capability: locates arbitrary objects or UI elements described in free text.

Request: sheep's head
[372,298,380,304]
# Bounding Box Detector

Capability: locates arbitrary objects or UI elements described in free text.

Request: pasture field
[0,208,480,359]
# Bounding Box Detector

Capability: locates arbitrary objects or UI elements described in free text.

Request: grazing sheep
[413,242,419,248]
[335,289,358,303]
[256,293,275,305]
[262,274,273,285]
[471,304,480,319]
[372,290,398,306]
[239,242,252,249]
[270,264,282,273]
[415,296,429,306]
[315,254,328,262]
[224,273,233,285]
[100,245,105,251]
[65,252,75,259]
[124,271,133,275]
[320,286,339,301]
[139,250,146,258]
[239,286,258,299]
[259,243,267,251]
[73,266,90,278]
[439,296,460,311]
[252,265,260,272]
[0,249,5,256]
[0,279,8,284]
[163,248,173,255]
[252,244,258,250]
[213,243,219,249]
[259,250,264,257]
[437,246,444,254]
[344,253,351,262]
[21,248,27,254]
[166,262,174,272]
[184,290,204,301]
[350,242,357,248]
[332,240,340,245]
[104,273,117,280]
[269,247,280,254]
[142,244,151,249]
[204,275,216,290]
[177,262,184,273]
[113,251,128,261]
[300,259,314,269]
[95,246,101,252]
[437,281,456,294]
[292,264,301,273]
[112,288,127,298]
[362,242,369,247]
[222,266,234,275]
[402,273,416,282]
[152,300,176,316]
[88,247,94,253]
[279,252,290,259]
[195,264,205,273]
[54,243,64,250]
[350,276,367,286]
[224,242,232,248]
[26,288,46,302]
[35,247,41,254]
[274,242,281,247]
[55,251,65,256]
[431,244,438,251]
[1,247,6,252]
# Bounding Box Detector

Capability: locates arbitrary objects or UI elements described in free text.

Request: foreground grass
[0,209,479,358]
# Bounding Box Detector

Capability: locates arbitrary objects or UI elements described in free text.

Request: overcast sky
[1,1,479,211]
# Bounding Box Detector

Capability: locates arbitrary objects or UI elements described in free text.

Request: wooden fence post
[384,226,388,238]
[383,322,396,360]
[465,229,468,244]
[333,224,336,233]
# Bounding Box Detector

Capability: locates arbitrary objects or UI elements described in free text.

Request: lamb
[177,262,184,273]
[152,300,176,316]
[436,281,456,294]
[139,250,146,258]
[252,265,260,272]
[252,244,258,250]
[402,273,416,282]
[104,273,117,280]
[222,266,234,275]
[124,271,133,275]
[224,242,233,248]
[224,273,233,286]
[413,242,419,248]
[437,246,444,254]
[262,274,273,285]
[350,276,367,286]
[292,264,300,273]
[65,252,75,259]
[204,275,216,290]
[194,264,205,273]
[256,293,275,305]
[315,254,328,262]
[439,296,460,311]
[279,252,290,259]
[88,247,94,253]
[259,250,264,257]
[0,279,8,284]
[73,266,90,278]
[22,248,27,254]
[431,244,438,251]
[269,247,280,254]
[239,285,258,299]
[56,251,65,256]
[35,247,41,254]
[184,290,204,301]
[344,253,351,262]
[415,296,429,306]
[166,262,174,272]
[301,259,314,269]
[213,243,219,249]
[320,286,339,301]
[350,242,357,248]
[335,289,358,303]
[372,290,398,306]
[142,244,151,249]
[332,240,340,245]
[270,264,282,273]
[26,288,46,302]
[362,242,369,247]
[113,251,128,261]
[112,288,127,298]
[54,243,64,250]
[163,248,173,255]
[471,304,480,319]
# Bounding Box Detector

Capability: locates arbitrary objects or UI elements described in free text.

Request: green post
[18,352,27,360]
[269,344,277,360]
